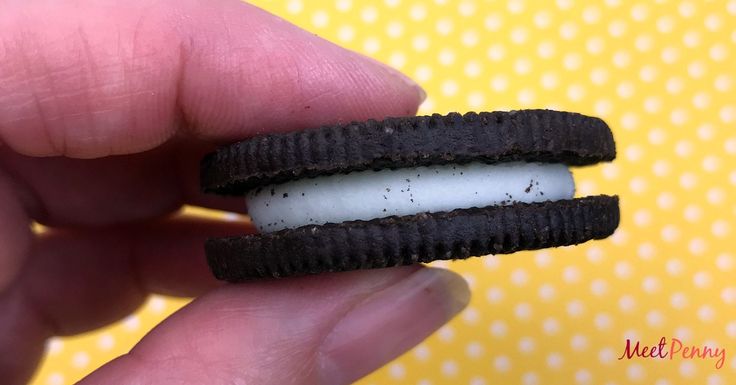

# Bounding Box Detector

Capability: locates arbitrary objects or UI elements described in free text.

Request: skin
[0,1,471,384]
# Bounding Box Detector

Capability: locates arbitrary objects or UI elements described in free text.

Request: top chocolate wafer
[201,110,615,195]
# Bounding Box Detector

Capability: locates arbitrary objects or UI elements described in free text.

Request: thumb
[79,266,470,385]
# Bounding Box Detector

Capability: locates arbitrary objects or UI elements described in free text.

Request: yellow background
[31,0,736,384]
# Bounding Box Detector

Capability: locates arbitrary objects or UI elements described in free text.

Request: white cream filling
[246,162,575,233]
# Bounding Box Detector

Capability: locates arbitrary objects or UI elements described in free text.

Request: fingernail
[318,267,470,385]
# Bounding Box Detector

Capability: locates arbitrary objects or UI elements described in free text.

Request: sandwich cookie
[201,110,619,281]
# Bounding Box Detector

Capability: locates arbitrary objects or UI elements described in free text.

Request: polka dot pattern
[31,1,736,384]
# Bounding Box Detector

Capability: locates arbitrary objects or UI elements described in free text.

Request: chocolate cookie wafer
[201,110,619,281]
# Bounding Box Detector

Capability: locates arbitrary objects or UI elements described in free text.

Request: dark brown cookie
[206,195,619,282]
[201,110,615,195]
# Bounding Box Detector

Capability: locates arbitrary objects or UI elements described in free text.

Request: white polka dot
[335,0,352,11]
[511,27,529,44]
[594,99,613,117]
[360,6,378,23]
[490,320,508,337]
[386,21,404,38]
[457,0,475,16]
[608,20,627,37]
[567,84,586,101]
[616,81,635,99]
[123,315,140,331]
[670,108,688,125]
[627,363,645,381]
[486,44,505,61]
[46,373,64,385]
[441,360,458,377]
[635,34,654,52]
[707,187,725,205]
[661,46,680,64]
[689,237,708,255]
[388,363,405,379]
[535,251,554,268]
[646,310,664,328]
[469,377,487,385]
[388,52,406,68]
[639,64,657,83]
[494,355,512,372]
[467,91,485,109]
[705,14,723,31]
[363,37,380,54]
[648,127,666,144]
[590,67,609,85]
[490,75,508,92]
[517,89,536,105]
[629,177,647,194]
[514,58,532,75]
[712,220,730,238]
[644,96,662,113]
[539,72,560,90]
[485,286,505,304]
[285,0,303,14]
[409,4,427,20]
[465,341,484,358]
[694,271,712,288]
[631,3,649,20]
[583,6,601,23]
[652,160,671,177]
[682,205,702,222]
[717,253,734,271]
[441,79,458,96]
[613,261,633,279]
[484,13,502,31]
[559,22,578,40]
[670,292,688,309]
[623,329,640,341]
[656,192,675,210]
[679,170,697,189]
[666,77,685,93]
[515,303,533,320]
[619,295,636,312]
[543,317,560,335]
[437,325,455,342]
[637,242,656,260]
[661,225,681,242]
[720,105,736,123]
[590,278,609,296]
[666,258,684,276]
[585,36,605,55]
[413,344,430,361]
[598,347,616,364]
[683,30,701,47]
[721,287,736,305]
[463,60,482,78]
[556,265,577,284]
[702,155,720,172]
[46,338,63,356]
[522,372,539,385]
[675,326,692,341]
[461,29,479,47]
[613,51,631,68]
[642,276,661,293]
[148,296,166,314]
[692,92,710,109]
[657,16,676,33]
[412,35,430,51]
[311,10,329,28]
[610,228,629,246]
[708,374,724,385]
[567,300,585,318]
[571,334,589,351]
[697,305,715,322]
[518,336,536,354]
[547,353,564,369]
[594,313,612,330]
[680,361,697,377]
[414,65,432,82]
[97,333,115,351]
[337,25,355,42]
[715,74,732,92]
[621,112,639,130]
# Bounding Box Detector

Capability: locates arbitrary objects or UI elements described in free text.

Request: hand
[0,1,470,384]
